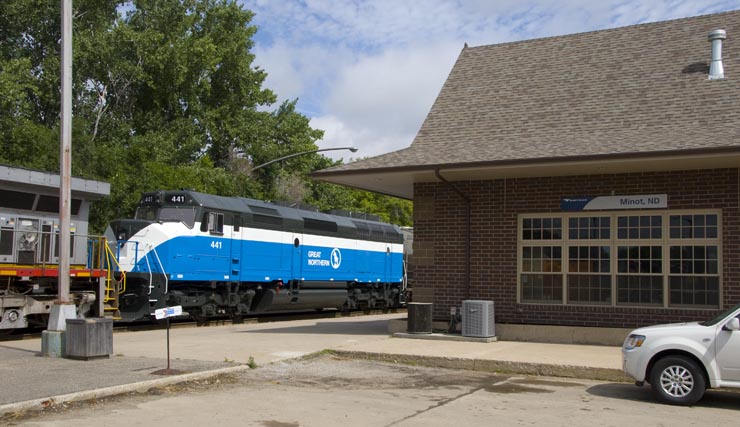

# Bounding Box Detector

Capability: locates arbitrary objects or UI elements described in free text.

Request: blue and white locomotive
[106,190,406,322]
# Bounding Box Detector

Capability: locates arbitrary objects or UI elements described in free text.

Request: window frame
[517,209,722,309]
[207,212,224,235]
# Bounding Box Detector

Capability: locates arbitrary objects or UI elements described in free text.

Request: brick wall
[413,168,740,328]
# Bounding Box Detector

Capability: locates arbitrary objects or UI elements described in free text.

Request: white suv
[622,303,740,405]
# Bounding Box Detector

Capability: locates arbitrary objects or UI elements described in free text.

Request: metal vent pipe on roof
[708,29,727,80]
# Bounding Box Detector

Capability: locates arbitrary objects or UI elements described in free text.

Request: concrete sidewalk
[0,313,626,417]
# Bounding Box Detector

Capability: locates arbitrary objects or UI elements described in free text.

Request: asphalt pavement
[0,312,626,417]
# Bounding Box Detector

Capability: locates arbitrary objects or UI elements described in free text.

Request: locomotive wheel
[228,310,244,324]
[191,312,209,327]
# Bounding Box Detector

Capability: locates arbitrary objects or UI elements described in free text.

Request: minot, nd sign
[561,194,667,211]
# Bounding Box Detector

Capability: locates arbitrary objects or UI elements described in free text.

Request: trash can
[407,302,433,334]
[65,318,113,360]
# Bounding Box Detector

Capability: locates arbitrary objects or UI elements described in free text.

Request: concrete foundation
[388,319,631,346]
[41,330,66,357]
[47,304,76,331]
[393,332,497,343]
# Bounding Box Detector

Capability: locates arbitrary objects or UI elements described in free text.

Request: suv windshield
[701,303,740,326]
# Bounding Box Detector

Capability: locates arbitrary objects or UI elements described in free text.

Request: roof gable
[314,10,740,197]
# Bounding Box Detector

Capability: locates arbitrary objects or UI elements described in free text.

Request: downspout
[434,169,471,300]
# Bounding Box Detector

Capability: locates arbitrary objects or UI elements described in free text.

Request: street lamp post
[251,147,358,171]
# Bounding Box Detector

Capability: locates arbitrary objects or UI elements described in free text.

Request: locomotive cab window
[208,212,224,234]
[201,212,224,234]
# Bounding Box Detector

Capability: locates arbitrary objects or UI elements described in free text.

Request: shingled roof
[314,10,740,198]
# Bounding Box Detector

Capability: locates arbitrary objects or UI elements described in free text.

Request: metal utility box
[65,318,113,359]
[407,302,432,334]
[462,300,495,338]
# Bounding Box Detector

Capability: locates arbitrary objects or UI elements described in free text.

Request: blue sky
[240,0,740,161]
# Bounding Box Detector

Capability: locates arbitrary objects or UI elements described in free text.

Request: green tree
[0,0,411,231]
[0,0,119,171]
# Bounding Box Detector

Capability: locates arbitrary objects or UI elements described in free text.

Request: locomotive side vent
[461,300,495,338]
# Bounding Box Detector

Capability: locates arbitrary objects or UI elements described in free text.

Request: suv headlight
[624,334,646,350]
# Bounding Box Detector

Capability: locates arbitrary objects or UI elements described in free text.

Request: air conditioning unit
[461,300,495,338]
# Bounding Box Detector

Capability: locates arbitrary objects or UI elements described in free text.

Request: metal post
[251,147,358,171]
[43,0,74,355]
[59,0,73,303]
[166,317,171,371]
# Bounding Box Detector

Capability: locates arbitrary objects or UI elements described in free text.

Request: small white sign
[154,305,183,320]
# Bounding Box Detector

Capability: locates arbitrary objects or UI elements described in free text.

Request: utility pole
[43,0,75,357]
[59,0,72,304]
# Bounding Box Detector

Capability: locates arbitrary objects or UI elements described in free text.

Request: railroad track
[0,308,407,341]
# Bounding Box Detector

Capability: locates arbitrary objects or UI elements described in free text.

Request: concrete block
[47,304,76,331]
[66,318,113,360]
[41,330,65,357]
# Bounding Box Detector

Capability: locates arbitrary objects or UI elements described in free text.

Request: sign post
[151,306,184,376]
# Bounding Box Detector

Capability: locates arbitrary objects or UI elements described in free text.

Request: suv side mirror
[723,317,740,331]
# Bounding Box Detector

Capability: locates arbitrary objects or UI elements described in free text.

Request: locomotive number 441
[210,241,223,249]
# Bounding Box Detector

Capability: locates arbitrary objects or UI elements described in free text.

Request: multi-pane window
[617,215,662,239]
[669,214,718,239]
[669,245,720,306]
[617,246,663,306]
[519,211,721,309]
[521,246,562,303]
[522,218,562,240]
[567,246,611,304]
[569,217,610,240]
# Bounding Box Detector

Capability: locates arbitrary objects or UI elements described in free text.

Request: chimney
[708,29,727,80]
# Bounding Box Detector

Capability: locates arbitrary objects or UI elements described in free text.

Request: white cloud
[310,114,405,162]
[325,42,460,137]
[244,0,740,160]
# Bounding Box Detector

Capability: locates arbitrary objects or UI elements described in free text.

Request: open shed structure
[314,10,740,328]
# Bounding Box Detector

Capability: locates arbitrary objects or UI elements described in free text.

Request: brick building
[314,11,740,329]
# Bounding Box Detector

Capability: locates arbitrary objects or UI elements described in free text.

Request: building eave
[313,148,740,200]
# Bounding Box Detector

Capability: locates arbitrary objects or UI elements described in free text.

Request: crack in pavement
[383,380,508,427]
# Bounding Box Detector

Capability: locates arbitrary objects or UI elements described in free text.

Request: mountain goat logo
[330,248,342,269]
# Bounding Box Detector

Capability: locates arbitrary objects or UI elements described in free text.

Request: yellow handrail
[104,240,126,295]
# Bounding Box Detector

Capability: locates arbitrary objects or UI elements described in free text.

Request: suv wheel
[650,355,706,405]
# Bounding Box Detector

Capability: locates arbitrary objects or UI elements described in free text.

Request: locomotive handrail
[114,239,154,294]
[148,244,169,295]
[114,240,141,269]
[2,227,109,272]
[142,249,154,295]
[103,241,126,294]
[402,259,408,292]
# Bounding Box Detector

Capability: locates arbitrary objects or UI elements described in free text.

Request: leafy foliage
[0,0,412,232]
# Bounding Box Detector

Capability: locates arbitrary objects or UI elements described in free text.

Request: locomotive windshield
[158,207,197,227]
[134,206,197,228]
[135,206,158,220]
